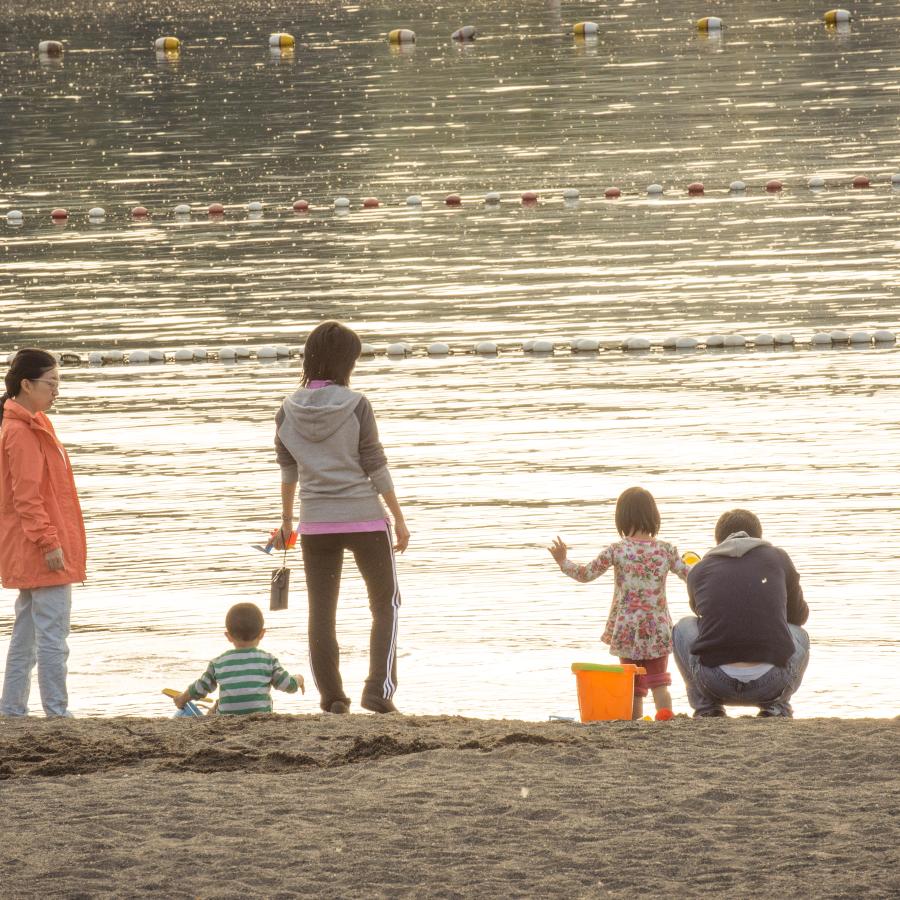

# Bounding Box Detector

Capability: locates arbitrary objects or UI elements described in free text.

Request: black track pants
[300,530,400,711]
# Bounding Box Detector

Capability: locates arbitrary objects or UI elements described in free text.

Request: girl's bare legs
[631,695,643,719]
[651,685,672,714]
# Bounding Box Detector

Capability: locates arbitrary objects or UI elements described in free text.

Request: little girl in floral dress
[549,486,691,719]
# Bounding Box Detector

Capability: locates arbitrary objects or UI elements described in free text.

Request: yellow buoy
[269,33,295,48]
[573,22,599,36]
[824,9,851,25]
[154,36,180,51]
[388,28,416,44]
[697,17,723,32]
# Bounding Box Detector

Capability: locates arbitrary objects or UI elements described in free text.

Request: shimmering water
[1,0,899,718]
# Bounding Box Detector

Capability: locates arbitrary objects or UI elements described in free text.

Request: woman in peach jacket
[0,349,86,717]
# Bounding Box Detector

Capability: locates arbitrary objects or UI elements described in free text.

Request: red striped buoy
[521,190,538,203]
[445,194,462,206]
[687,182,704,195]
[208,203,225,215]
[131,206,149,218]
[292,199,309,211]
[852,175,870,188]
[765,179,783,192]
[362,197,380,208]
[605,186,622,199]
[50,208,68,220]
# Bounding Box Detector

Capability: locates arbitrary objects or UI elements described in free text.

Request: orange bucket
[571,662,646,722]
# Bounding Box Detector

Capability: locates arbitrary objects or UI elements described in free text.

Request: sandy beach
[0,714,897,898]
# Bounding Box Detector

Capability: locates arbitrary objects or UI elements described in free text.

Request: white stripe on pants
[1,584,72,717]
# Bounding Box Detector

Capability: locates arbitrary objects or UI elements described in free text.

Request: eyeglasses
[29,379,60,390]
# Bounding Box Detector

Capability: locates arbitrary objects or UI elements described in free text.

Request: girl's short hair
[615,486,661,537]
[1,348,57,424]
[301,321,362,387]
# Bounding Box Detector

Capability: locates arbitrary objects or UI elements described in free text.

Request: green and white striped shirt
[188,647,300,715]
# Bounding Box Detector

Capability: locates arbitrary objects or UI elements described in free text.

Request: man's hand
[45,547,65,572]
[548,537,568,566]
[296,675,305,695]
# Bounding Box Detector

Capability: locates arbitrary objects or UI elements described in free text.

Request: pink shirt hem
[300,519,388,535]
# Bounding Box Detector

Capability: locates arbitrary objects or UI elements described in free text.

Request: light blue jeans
[0,585,72,717]
[672,615,810,718]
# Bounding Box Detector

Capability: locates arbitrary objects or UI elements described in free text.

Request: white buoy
[386,343,409,356]
[406,195,422,206]
[6,210,24,223]
[88,207,106,218]
[293,346,305,357]
[646,184,664,196]
[811,333,833,345]
[274,345,291,358]
[774,333,795,346]
[622,337,651,351]
[573,22,600,37]
[830,330,850,343]
[174,204,191,216]
[484,192,501,204]
[173,348,195,362]
[572,337,599,352]
[128,350,150,364]
[154,37,181,52]
[474,341,498,355]
[269,33,295,48]
[723,334,747,347]
[824,10,852,25]
[102,349,124,363]
[257,346,278,359]
[873,329,896,343]
[563,188,580,200]
[218,347,238,360]
[849,331,872,344]
[427,342,450,356]
[247,201,263,213]
[753,333,775,346]
[452,25,477,40]
[334,197,350,209]
[233,346,251,359]
[705,334,726,348]
[188,347,207,360]
[359,342,376,356]
[676,336,700,350]
[662,336,677,349]
[532,339,554,353]
[522,340,535,352]
[388,29,416,44]
[808,176,826,189]
[39,40,64,57]
[88,352,103,366]
[891,174,900,185]
[697,16,723,31]
[729,181,747,192]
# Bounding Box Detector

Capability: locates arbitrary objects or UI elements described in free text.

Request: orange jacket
[0,399,86,589]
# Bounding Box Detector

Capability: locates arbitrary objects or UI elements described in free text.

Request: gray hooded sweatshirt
[275,384,394,523]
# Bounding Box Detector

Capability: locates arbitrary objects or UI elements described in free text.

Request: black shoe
[693,708,727,718]
[757,707,790,718]
[360,695,399,714]
[327,700,350,714]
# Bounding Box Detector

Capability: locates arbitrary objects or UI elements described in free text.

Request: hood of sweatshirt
[706,531,772,558]
[280,384,362,443]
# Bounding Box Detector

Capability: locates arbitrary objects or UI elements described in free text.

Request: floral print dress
[561,538,690,660]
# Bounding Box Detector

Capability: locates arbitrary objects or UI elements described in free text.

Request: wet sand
[0,714,897,898]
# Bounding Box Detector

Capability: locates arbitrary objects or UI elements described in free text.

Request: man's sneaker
[361,695,399,714]
[693,708,727,718]
[757,706,791,718]
[327,700,350,714]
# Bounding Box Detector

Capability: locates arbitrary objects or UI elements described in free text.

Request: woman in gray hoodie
[273,321,409,714]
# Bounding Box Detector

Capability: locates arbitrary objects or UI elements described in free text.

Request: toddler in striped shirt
[173,603,304,715]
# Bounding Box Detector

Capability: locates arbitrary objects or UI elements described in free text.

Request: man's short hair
[715,509,762,544]
[225,603,265,641]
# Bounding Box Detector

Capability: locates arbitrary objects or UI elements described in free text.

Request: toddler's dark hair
[615,487,661,537]
[225,603,265,641]
[714,509,762,544]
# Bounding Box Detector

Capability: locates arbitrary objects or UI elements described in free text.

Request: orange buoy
[131,206,149,218]
[50,208,68,220]
[605,187,622,199]
[687,182,704,195]
[852,175,871,188]
[445,194,462,206]
[208,203,225,215]
[521,190,538,203]
[292,199,309,211]
[362,197,380,208]
[765,179,783,192]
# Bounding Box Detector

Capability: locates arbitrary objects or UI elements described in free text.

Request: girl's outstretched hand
[548,536,568,565]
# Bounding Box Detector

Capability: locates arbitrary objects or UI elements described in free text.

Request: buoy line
[7,330,895,369]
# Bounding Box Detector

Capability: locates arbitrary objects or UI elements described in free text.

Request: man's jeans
[0,585,72,717]
[672,616,810,717]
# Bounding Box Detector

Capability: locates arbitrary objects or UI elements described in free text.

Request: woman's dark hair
[225,602,265,641]
[301,321,362,387]
[1,348,57,424]
[715,509,762,543]
[615,486,661,537]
